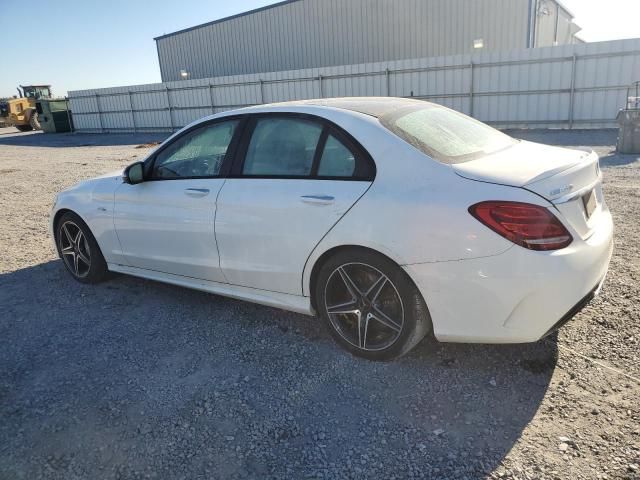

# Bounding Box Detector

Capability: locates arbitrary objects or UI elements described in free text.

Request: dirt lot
[0,126,638,480]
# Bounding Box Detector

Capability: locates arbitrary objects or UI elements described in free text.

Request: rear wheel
[315,249,432,360]
[55,212,108,284]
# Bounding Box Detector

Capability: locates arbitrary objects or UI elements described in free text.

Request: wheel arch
[52,208,97,251]
[307,244,417,313]
[52,208,79,239]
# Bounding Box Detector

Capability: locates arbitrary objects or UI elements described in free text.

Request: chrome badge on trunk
[550,184,574,197]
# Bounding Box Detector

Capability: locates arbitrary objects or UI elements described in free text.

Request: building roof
[156,0,578,43]
[154,0,303,40]
[553,0,575,19]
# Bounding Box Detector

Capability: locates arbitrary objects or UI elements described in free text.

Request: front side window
[152,120,238,179]
[380,103,516,164]
[242,117,322,176]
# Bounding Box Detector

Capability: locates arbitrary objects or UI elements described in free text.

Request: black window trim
[141,111,376,182]
[310,128,329,177]
[143,115,249,182]
[228,112,376,182]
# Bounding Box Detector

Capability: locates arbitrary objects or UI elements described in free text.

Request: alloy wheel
[324,262,404,351]
[59,221,91,278]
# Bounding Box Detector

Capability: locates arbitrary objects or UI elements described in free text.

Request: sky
[1,0,639,98]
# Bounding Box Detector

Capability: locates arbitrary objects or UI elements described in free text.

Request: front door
[114,119,241,282]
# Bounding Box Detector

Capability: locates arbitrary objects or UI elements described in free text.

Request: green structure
[36,99,73,133]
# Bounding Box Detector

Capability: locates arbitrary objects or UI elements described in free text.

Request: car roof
[179,97,434,143]
[249,97,432,118]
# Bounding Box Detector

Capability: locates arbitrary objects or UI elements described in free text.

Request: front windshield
[380,103,516,164]
[22,87,51,99]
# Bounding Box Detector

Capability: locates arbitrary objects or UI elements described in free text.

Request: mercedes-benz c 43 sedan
[50,97,613,360]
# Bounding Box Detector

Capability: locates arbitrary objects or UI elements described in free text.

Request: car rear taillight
[469,201,573,251]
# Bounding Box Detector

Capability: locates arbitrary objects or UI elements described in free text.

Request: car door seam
[112,182,132,266]
[213,178,231,284]
[300,180,375,296]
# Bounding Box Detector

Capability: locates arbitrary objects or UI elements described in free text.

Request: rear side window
[317,134,356,177]
[380,104,516,164]
[243,118,322,176]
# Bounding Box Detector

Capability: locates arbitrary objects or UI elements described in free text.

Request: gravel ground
[0,127,638,479]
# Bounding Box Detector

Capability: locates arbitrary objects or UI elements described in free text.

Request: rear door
[215,114,375,295]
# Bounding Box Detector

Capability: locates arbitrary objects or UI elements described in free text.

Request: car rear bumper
[540,281,601,338]
[403,207,613,343]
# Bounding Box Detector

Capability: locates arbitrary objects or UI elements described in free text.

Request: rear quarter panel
[301,113,554,296]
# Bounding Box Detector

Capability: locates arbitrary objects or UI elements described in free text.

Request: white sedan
[50,98,613,360]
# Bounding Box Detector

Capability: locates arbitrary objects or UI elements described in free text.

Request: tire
[55,211,108,284]
[15,124,33,132]
[315,248,432,361]
[29,111,41,130]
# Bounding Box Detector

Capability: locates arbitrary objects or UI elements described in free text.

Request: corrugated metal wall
[156,0,532,82]
[534,0,579,48]
[69,39,640,132]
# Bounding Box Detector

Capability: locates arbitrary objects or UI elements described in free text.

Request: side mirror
[123,162,145,185]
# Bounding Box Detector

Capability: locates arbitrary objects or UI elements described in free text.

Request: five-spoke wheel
[325,263,404,352]
[316,249,431,360]
[55,211,108,284]
[59,221,92,278]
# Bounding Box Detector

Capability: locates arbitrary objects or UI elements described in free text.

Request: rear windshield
[380,103,516,164]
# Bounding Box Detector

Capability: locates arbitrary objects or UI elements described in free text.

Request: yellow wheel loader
[0,85,52,131]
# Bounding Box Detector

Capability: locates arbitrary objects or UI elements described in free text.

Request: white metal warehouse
[70,0,640,133]
[155,0,582,82]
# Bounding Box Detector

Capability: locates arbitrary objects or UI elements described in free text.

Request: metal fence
[68,38,640,132]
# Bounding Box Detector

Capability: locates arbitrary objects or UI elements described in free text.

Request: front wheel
[29,111,41,130]
[315,249,432,361]
[55,212,108,283]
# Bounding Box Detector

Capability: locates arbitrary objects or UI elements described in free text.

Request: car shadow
[0,261,557,478]
[0,129,168,148]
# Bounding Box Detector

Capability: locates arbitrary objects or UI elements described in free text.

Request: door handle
[300,195,335,205]
[184,188,210,197]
